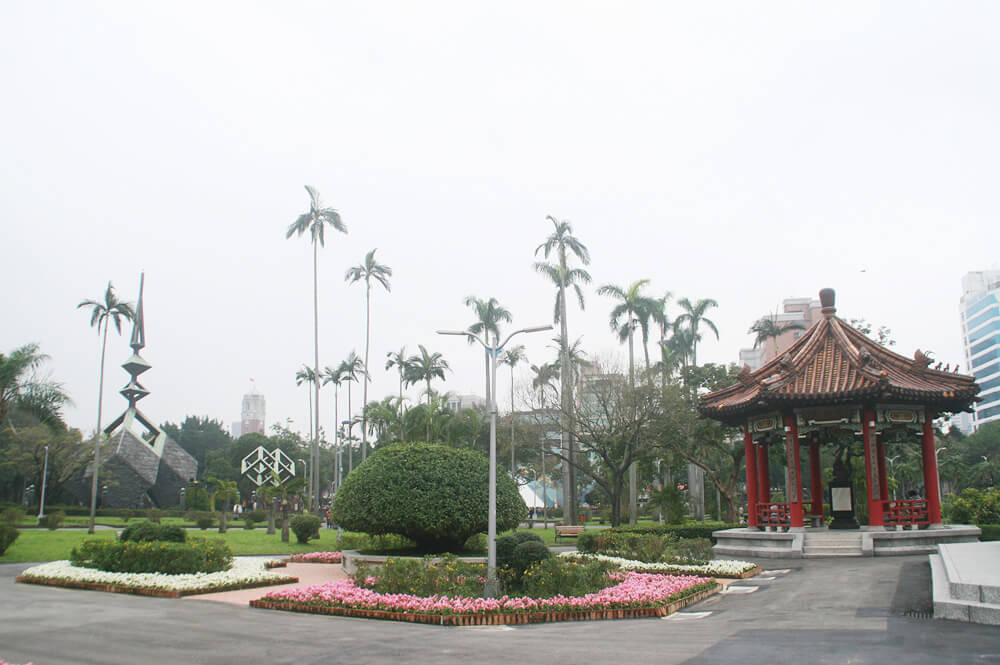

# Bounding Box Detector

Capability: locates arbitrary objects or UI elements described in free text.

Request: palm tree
[534,215,591,525]
[403,345,450,440]
[530,361,560,402]
[674,297,720,368]
[385,346,408,443]
[345,249,392,463]
[207,477,240,533]
[463,295,512,406]
[321,364,344,490]
[286,184,347,509]
[500,344,527,475]
[0,344,71,432]
[749,315,806,357]
[597,279,658,386]
[78,282,134,534]
[338,352,367,473]
[295,365,318,443]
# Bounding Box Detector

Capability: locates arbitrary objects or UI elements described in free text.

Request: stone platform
[930,541,1000,626]
[713,525,981,559]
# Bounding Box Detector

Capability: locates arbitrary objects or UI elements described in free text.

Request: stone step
[803,545,863,556]
[931,552,1000,625]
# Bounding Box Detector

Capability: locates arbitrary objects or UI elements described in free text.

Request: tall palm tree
[534,215,590,525]
[321,365,344,490]
[403,345,450,441]
[286,184,347,508]
[338,352,367,473]
[530,361,560,401]
[500,344,527,475]
[463,295,512,406]
[649,292,672,373]
[749,315,806,357]
[0,344,71,432]
[385,346,408,443]
[345,249,392,463]
[295,365,318,443]
[78,282,134,534]
[597,279,658,386]
[674,297,719,368]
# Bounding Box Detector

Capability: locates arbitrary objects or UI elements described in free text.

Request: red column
[921,407,943,525]
[758,442,771,503]
[862,409,884,527]
[784,414,804,528]
[876,435,889,502]
[744,425,759,528]
[809,434,823,518]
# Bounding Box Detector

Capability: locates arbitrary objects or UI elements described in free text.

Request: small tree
[207,477,240,533]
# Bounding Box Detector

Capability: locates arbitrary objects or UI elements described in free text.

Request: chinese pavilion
[700,289,982,556]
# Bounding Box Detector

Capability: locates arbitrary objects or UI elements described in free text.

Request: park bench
[554,525,585,542]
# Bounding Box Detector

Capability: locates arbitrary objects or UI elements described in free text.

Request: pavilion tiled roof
[699,289,980,423]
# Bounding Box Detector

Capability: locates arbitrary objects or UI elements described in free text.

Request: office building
[961,270,1000,430]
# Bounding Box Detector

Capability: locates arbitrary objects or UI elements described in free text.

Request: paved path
[1,557,998,665]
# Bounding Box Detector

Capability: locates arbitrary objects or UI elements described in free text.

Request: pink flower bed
[1,659,33,665]
[287,552,342,564]
[260,572,712,616]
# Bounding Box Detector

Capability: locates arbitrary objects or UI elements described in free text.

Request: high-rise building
[739,296,822,371]
[233,382,266,438]
[961,270,1000,431]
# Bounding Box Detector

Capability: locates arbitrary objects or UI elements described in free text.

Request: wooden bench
[554,525,585,542]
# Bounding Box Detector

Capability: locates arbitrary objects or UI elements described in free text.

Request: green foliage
[338,532,416,553]
[666,538,714,564]
[947,488,1000,525]
[332,443,527,552]
[146,508,162,524]
[246,510,268,523]
[119,520,186,544]
[120,509,133,522]
[462,533,487,553]
[195,513,216,530]
[576,530,601,553]
[40,510,65,530]
[584,530,676,562]
[352,555,486,598]
[0,524,19,555]
[612,522,736,543]
[979,524,1000,541]
[510,540,551,577]
[243,517,257,530]
[2,507,25,525]
[70,536,232,574]
[183,483,211,511]
[290,514,321,544]
[520,557,614,598]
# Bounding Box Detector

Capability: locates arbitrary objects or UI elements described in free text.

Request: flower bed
[559,552,759,578]
[286,551,342,564]
[250,572,718,625]
[16,558,297,598]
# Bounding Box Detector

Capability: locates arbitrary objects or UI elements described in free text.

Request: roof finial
[819,288,836,319]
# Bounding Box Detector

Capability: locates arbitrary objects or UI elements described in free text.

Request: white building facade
[961,270,1000,431]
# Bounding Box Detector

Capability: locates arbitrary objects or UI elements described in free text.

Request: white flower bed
[19,557,288,592]
[559,552,758,577]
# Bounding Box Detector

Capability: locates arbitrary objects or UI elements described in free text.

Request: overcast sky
[3,2,998,440]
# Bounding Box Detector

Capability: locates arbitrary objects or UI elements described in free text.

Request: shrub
[290,514,321,544]
[667,538,714,564]
[496,535,518,569]
[510,540,551,577]
[120,520,186,544]
[947,488,1000,525]
[71,537,232,574]
[332,442,526,552]
[2,507,25,525]
[0,524,19,555]
[121,509,134,523]
[243,517,257,530]
[247,510,268,523]
[195,513,216,530]
[40,510,65,530]
[462,533,487,553]
[520,557,614,598]
[146,508,162,524]
[980,524,1000,541]
[337,532,416,553]
[353,554,486,597]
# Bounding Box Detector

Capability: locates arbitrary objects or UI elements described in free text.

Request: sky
[2,2,998,440]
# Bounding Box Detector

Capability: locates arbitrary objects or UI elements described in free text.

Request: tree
[337,352,367,473]
[2,425,88,508]
[321,364,344,490]
[463,295,512,406]
[500,344,527,474]
[534,215,591,525]
[78,282,135,534]
[748,316,806,356]
[286,184,347,509]
[207,476,240,533]
[384,346,408,443]
[332,442,526,552]
[0,344,70,432]
[403,345,450,441]
[161,416,231,475]
[674,297,720,368]
[295,365,319,444]
[345,249,392,463]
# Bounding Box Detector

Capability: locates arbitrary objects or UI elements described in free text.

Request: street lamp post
[887,455,900,500]
[341,421,352,486]
[37,444,49,521]
[935,446,947,504]
[297,457,309,495]
[438,324,551,598]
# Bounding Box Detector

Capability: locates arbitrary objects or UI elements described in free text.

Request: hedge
[979,524,1000,541]
[609,522,739,543]
[70,537,232,574]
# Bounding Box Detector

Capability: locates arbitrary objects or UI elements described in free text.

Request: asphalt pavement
[1,556,998,665]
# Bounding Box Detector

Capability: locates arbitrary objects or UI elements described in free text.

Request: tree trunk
[219,500,228,533]
[362,281,370,462]
[628,318,638,526]
[267,499,276,535]
[89,320,110,535]
[426,379,432,441]
[558,255,576,525]
[312,240,321,510]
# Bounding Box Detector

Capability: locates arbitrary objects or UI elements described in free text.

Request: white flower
[19,557,288,592]
[558,552,757,576]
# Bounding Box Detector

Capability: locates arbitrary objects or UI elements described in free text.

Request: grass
[1,529,118,562]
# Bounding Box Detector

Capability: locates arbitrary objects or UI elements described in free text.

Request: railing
[756,502,791,527]
[882,499,930,526]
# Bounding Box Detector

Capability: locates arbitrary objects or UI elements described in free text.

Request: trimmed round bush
[0,524,19,555]
[332,442,527,553]
[195,513,216,530]
[511,540,552,576]
[120,520,186,543]
[290,514,321,544]
[40,510,65,530]
[243,517,257,530]
[497,531,544,568]
[70,537,232,574]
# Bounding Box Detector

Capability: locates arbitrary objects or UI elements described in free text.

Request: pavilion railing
[882,499,930,526]
[756,502,791,527]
